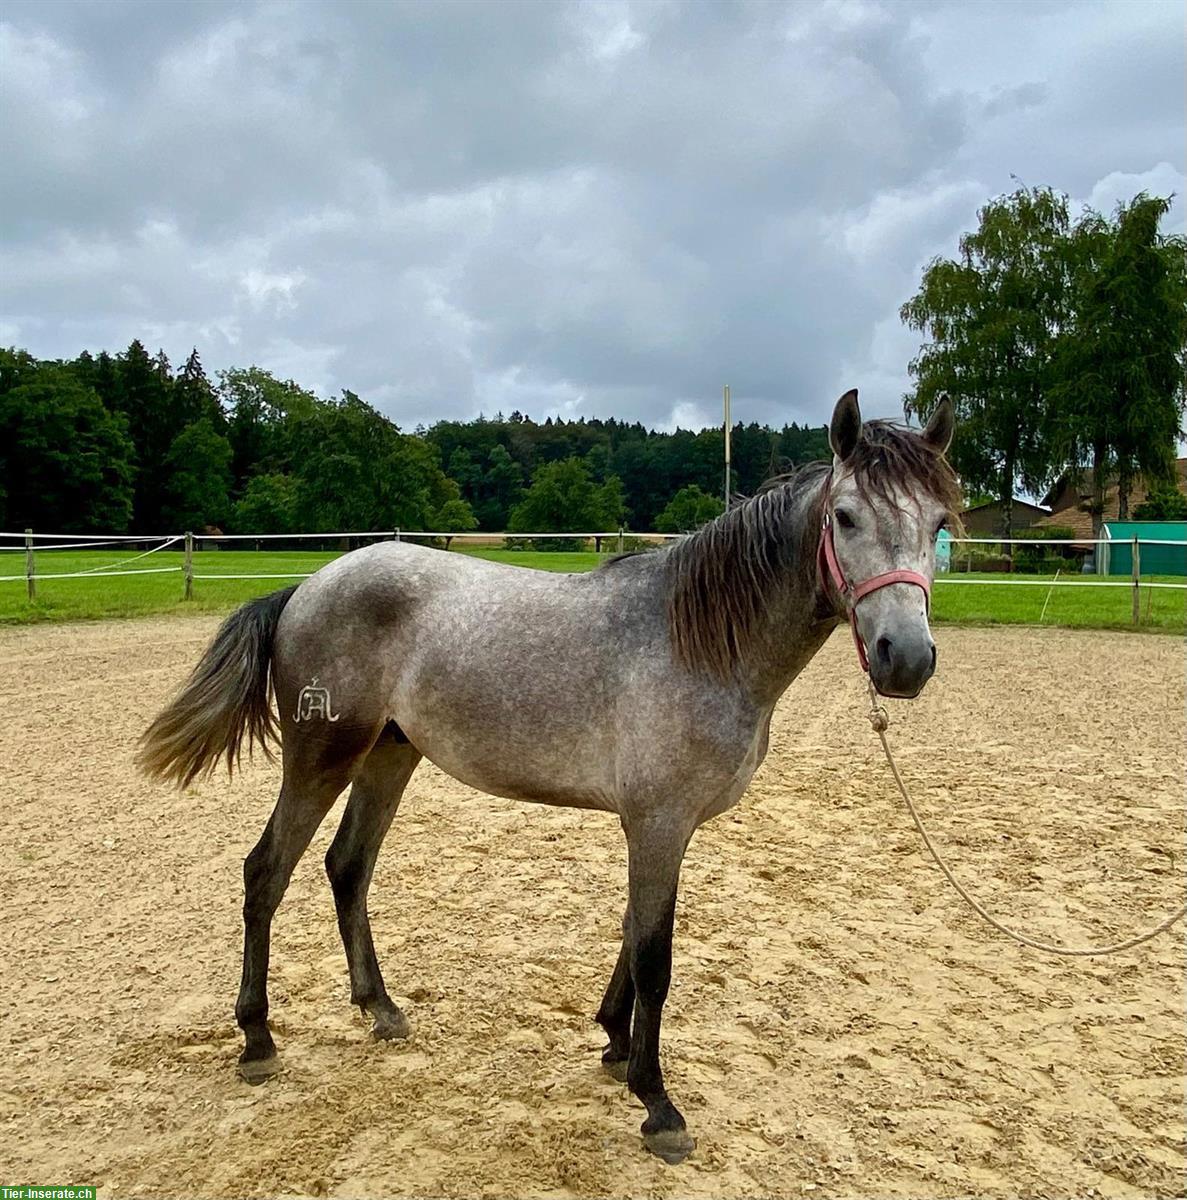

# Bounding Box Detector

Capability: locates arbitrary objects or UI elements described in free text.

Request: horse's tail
[137,586,298,788]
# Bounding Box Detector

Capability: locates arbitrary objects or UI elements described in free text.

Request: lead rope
[866,680,1187,956]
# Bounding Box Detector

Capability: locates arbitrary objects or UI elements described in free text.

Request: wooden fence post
[24,528,35,602]
[618,526,625,555]
[1131,537,1140,625]
[184,531,194,601]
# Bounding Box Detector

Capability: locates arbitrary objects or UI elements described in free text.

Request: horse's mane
[665,420,961,680]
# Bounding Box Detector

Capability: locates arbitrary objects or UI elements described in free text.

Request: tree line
[0,343,830,538]
[3,187,1183,542]
[903,188,1186,535]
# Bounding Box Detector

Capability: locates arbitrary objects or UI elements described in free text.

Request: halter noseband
[817,510,932,673]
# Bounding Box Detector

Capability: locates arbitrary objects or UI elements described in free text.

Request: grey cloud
[980,82,1049,121]
[0,0,1182,434]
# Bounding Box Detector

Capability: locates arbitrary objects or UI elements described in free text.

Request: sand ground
[0,618,1183,1199]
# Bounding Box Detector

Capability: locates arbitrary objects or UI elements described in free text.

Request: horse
[139,389,958,1164]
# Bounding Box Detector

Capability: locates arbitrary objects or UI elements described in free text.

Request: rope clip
[866,679,890,733]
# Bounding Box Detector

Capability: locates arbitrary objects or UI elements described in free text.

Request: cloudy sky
[1,0,1183,432]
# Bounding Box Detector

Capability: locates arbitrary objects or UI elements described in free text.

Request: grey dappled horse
[139,391,957,1164]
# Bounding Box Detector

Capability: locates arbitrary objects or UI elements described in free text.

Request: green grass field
[1,544,1184,632]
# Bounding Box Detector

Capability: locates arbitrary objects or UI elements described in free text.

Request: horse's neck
[742,485,839,703]
[661,474,840,701]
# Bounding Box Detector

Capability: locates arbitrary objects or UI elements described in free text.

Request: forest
[0,342,829,536]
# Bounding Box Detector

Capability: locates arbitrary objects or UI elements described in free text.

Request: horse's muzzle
[869,631,937,699]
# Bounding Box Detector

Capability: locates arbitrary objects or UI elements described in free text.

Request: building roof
[1038,459,1187,543]
[960,497,1050,516]
[1041,458,1187,506]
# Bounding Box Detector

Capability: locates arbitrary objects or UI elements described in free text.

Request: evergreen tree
[220,366,318,489]
[1051,195,1187,529]
[161,419,233,531]
[0,368,135,531]
[479,445,524,530]
[115,339,178,530]
[1133,483,1187,520]
[175,348,224,430]
[92,351,120,411]
[446,446,484,516]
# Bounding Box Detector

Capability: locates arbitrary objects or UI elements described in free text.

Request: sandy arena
[1,617,1184,1199]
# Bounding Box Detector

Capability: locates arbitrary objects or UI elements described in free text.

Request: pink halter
[817,511,931,672]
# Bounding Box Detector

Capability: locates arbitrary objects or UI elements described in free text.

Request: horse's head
[822,389,958,699]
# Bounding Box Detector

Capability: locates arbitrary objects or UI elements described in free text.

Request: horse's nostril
[876,636,893,668]
[929,644,937,671]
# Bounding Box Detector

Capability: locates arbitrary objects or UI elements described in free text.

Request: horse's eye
[835,509,855,530]
[934,518,948,535]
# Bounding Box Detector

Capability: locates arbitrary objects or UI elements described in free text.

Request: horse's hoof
[644,1127,695,1165]
[237,1054,281,1085]
[371,1010,411,1041]
[601,1057,628,1083]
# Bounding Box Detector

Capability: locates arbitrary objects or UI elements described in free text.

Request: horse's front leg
[623,818,695,1164]
[595,909,633,1080]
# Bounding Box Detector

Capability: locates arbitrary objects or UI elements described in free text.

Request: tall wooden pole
[184,531,194,601]
[723,384,731,511]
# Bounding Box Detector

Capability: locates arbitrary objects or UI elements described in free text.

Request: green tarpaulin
[1102,522,1187,576]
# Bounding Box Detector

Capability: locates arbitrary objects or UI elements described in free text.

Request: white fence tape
[950,536,1187,547]
[196,530,678,541]
[2,529,1180,546]
[198,531,400,541]
[0,538,176,553]
[3,531,1183,598]
[0,566,182,582]
[935,578,1186,589]
[70,536,182,574]
[0,532,177,542]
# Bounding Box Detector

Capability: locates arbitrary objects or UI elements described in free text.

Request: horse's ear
[829,389,862,461]
[923,394,955,454]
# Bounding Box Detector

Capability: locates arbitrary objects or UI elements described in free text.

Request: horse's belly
[394,688,621,814]
[412,740,621,813]
[390,642,622,813]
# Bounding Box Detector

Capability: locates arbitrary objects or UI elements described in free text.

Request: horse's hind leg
[325,726,421,1041]
[236,730,377,1083]
[595,908,634,1081]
